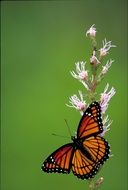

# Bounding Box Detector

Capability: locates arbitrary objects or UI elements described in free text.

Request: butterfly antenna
[64,119,72,137]
[52,133,69,139]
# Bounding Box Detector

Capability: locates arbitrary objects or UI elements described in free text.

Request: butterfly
[41,101,110,180]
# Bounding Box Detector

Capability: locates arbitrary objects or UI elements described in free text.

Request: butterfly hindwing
[42,143,74,174]
[72,136,110,179]
[72,149,101,179]
[83,136,110,163]
[77,102,103,139]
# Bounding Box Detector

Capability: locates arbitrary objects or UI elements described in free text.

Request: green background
[1,0,127,190]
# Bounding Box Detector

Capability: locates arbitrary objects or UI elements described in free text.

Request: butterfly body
[71,136,95,161]
[42,102,110,180]
[71,136,82,148]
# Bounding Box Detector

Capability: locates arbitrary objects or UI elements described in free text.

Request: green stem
[88,38,103,102]
[87,38,105,190]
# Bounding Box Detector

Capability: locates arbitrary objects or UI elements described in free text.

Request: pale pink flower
[86,24,97,37]
[90,55,100,65]
[66,91,87,115]
[101,59,114,74]
[99,39,116,57]
[70,61,89,90]
[100,115,113,136]
[100,83,116,113]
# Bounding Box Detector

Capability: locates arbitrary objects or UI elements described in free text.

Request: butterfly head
[71,135,83,149]
[71,136,76,141]
[71,135,78,141]
[71,136,79,144]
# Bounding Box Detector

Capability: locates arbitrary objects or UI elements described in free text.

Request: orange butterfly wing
[77,102,103,139]
[72,149,100,179]
[42,102,110,180]
[42,143,74,174]
[83,136,110,163]
[72,136,110,179]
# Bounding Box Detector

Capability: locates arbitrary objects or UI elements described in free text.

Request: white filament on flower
[99,39,116,57]
[86,24,97,37]
[70,61,89,90]
[100,83,116,113]
[100,115,113,136]
[101,59,114,74]
[66,91,87,115]
[90,55,100,65]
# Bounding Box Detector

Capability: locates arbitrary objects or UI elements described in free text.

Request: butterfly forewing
[42,143,74,174]
[77,102,103,139]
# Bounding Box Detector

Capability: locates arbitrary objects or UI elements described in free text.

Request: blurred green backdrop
[1,0,127,190]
